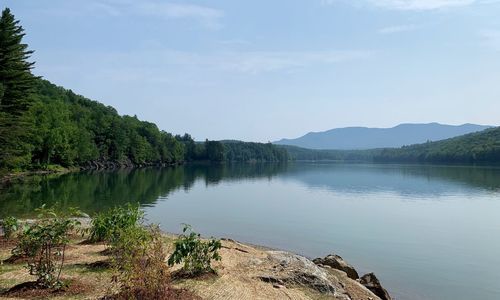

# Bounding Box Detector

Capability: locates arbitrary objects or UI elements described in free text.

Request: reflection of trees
[0,163,289,217]
[281,163,500,194]
[2,162,497,218]
[396,165,500,191]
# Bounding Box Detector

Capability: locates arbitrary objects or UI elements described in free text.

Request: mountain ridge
[274,123,492,150]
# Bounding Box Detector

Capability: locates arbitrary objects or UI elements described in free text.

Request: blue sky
[3,0,500,141]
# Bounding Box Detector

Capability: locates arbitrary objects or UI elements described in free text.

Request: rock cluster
[359,273,392,300]
[314,253,392,300]
[313,254,359,280]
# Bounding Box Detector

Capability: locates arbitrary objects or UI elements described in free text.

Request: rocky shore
[0,219,391,300]
[183,238,392,300]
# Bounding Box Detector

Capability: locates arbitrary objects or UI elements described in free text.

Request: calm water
[2,162,500,300]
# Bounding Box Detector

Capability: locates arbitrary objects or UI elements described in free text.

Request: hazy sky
[3,0,500,142]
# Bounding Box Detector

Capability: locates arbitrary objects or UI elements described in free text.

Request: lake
[1,162,500,300]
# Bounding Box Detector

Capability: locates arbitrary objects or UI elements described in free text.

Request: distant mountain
[274,123,492,150]
[373,126,500,164]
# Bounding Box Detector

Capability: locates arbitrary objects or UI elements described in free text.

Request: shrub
[167,225,222,275]
[12,205,82,288]
[111,224,172,298]
[1,216,19,239]
[88,203,143,243]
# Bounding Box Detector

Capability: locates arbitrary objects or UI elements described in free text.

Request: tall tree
[0,8,37,169]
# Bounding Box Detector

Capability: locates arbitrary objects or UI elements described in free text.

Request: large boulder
[259,251,338,295]
[313,254,359,280]
[359,272,392,300]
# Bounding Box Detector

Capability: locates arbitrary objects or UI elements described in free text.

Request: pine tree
[0,7,37,169]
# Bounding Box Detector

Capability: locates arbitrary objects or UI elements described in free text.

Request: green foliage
[110,225,171,298]
[373,127,500,164]
[282,145,377,161]
[177,136,289,163]
[206,140,225,162]
[0,8,291,173]
[26,80,188,169]
[0,8,37,169]
[95,204,173,299]
[1,216,19,239]
[12,205,82,288]
[223,141,290,162]
[88,203,143,243]
[284,126,500,165]
[168,224,222,275]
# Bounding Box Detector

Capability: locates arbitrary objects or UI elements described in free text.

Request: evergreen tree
[0,8,37,169]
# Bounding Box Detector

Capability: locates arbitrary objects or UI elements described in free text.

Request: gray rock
[313,254,359,280]
[359,272,392,300]
[261,251,338,295]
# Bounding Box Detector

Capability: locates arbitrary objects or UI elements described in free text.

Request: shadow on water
[1,162,500,217]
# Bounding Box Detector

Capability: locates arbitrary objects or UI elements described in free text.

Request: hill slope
[283,127,500,164]
[275,123,491,150]
[373,127,500,164]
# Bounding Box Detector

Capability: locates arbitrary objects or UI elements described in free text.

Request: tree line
[282,126,500,165]
[282,145,378,161]
[373,127,500,164]
[0,8,288,174]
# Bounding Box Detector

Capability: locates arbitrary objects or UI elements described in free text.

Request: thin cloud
[378,24,418,34]
[324,0,497,10]
[480,30,500,51]
[39,0,224,29]
[219,50,371,74]
[135,2,223,28]
[369,0,475,10]
[45,48,372,81]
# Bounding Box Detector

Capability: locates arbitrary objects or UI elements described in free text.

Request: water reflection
[0,163,290,217]
[281,163,500,196]
[1,162,499,217]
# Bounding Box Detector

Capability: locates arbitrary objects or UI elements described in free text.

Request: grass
[1,236,114,299]
[0,232,204,299]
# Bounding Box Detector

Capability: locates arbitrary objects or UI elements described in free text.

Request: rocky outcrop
[260,251,338,295]
[359,273,392,300]
[313,254,359,280]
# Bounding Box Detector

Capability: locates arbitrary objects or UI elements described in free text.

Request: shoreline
[1,218,391,300]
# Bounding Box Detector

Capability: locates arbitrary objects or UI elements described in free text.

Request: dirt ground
[0,235,380,300]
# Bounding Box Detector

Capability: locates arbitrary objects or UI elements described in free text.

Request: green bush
[111,224,171,298]
[1,216,19,239]
[88,203,143,243]
[167,224,222,275]
[12,205,82,288]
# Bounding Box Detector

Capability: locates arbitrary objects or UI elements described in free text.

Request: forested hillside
[0,8,287,174]
[29,79,186,168]
[223,141,289,162]
[283,145,377,161]
[285,127,500,165]
[373,127,500,164]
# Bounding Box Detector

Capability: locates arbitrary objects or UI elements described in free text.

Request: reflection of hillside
[1,162,498,217]
[281,163,500,196]
[0,163,289,217]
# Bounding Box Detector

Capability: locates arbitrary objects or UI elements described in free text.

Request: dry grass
[1,235,379,300]
[1,237,114,299]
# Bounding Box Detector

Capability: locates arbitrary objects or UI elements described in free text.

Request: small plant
[168,224,222,275]
[111,224,172,299]
[1,216,19,239]
[88,203,143,244]
[12,205,82,288]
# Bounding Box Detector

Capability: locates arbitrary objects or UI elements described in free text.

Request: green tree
[206,140,225,162]
[0,8,37,169]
